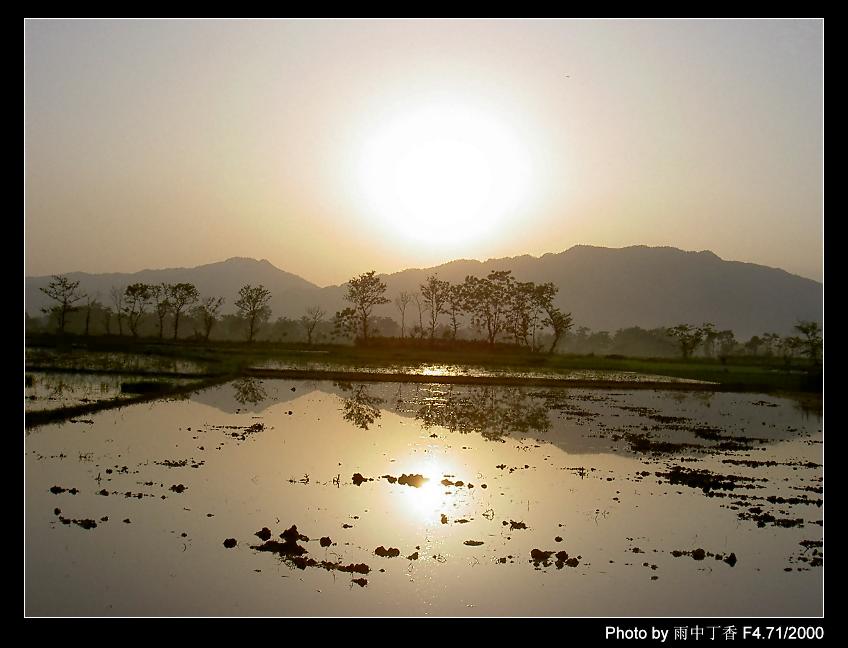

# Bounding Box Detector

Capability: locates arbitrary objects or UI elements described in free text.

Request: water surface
[25,378,822,616]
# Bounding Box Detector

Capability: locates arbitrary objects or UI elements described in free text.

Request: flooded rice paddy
[25,377,822,616]
[248,359,710,383]
[25,372,200,412]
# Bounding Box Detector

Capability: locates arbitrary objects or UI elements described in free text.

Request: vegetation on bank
[25,331,822,393]
[32,272,822,364]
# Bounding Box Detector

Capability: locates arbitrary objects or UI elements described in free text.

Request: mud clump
[530,549,554,565]
[320,536,332,547]
[737,510,805,528]
[58,516,97,529]
[351,578,367,587]
[397,474,427,488]
[656,467,764,494]
[49,486,79,495]
[505,520,528,530]
[282,525,309,542]
[407,551,419,560]
[618,432,698,455]
[252,525,310,557]
[671,548,736,565]
[223,538,237,548]
[352,473,372,486]
[169,484,187,493]
[374,546,401,558]
[464,540,484,546]
[255,527,272,541]
[156,459,189,468]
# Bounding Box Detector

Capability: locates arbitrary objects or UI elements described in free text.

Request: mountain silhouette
[26,245,822,339]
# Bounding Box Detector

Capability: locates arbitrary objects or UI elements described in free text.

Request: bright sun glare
[358,104,532,248]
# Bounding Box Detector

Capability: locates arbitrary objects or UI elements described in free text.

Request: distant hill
[25,256,317,316]
[25,246,822,339]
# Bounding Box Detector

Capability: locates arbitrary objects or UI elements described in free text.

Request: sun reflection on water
[392,454,462,526]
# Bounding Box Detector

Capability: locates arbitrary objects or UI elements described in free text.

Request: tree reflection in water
[338,382,385,430]
[338,383,551,439]
[413,385,550,441]
[232,377,268,405]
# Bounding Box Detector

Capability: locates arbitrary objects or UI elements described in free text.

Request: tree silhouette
[715,329,737,362]
[300,305,325,345]
[235,284,272,343]
[446,284,465,340]
[463,270,515,345]
[149,283,172,339]
[40,275,86,334]
[337,271,389,343]
[545,308,574,353]
[412,292,426,339]
[168,283,200,340]
[420,275,449,340]
[507,281,533,347]
[700,322,717,358]
[394,291,412,339]
[667,324,705,359]
[192,296,225,341]
[109,286,125,336]
[744,335,763,356]
[82,293,102,337]
[122,283,152,338]
[794,321,822,364]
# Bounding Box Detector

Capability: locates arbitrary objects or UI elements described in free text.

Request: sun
[357,103,532,248]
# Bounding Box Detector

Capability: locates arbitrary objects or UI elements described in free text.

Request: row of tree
[333,270,574,352]
[37,276,279,342]
[34,274,822,361]
[667,322,822,363]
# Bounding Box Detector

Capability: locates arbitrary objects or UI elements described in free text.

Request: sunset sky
[24,18,823,284]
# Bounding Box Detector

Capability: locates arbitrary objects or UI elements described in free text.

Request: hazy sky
[25,19,823,284]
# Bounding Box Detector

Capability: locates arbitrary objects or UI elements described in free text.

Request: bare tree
[109,286,125,336]
[420,275,450,340]
[394,292,412,339]
[39,275,86,334]
[235,284,272,342]
[446,284,465,340]
[192,296,225,341]
[412,292,426,340]
[300,305,325,345]
[82,293,102,337]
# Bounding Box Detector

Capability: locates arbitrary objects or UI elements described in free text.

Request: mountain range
[25,245,822,339]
